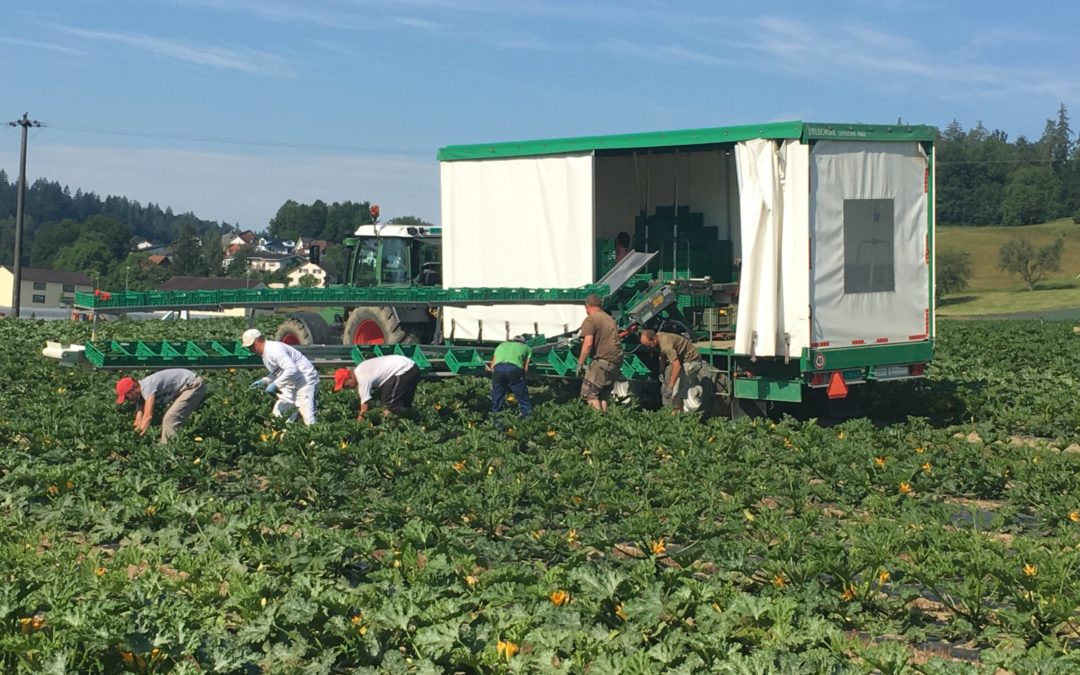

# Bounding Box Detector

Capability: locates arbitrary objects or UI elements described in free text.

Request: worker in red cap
[333,354,420,422]
[115,368,207,443]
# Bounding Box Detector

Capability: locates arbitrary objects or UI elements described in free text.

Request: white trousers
[272,377,319,425]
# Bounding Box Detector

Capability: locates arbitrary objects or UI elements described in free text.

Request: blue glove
[265,382,279,395]
[250,378,267,390]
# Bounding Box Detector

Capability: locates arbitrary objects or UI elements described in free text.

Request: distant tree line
[0,173,236,264]
[0,173,241,289]
[938,104,1080,226]
[267,199,374,243]
[0,167,438,290]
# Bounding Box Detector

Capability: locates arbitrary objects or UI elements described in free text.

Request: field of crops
[4,318,1080,673]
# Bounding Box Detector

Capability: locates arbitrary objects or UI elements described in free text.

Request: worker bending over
[576,294,624,412]
[490,335,532,420]
[242,328,319,425]
[639,329,706,412]
[115,368,207,443]
[333,354,420,422]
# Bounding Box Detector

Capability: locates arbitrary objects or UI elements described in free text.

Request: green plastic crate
[620,354,652,380]
[374,344,432,371]
[445,348,485,374]
[546,349,577,376]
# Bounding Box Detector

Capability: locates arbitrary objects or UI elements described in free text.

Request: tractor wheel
[274,312,331,346]
[342,307,409,345]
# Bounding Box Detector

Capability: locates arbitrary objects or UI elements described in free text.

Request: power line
[31,122,1080,165]
[938,157,1080,165]
[45,123,428,157]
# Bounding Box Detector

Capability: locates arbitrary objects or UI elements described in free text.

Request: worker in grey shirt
[115,368,207,443]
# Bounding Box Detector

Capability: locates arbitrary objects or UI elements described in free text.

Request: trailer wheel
[274,312,331,346]
[713,372,766,420]
[343,307,407,345]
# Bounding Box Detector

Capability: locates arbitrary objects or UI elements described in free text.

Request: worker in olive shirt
[333,354,421,421]
[576,293,624,412]
[115,368,207,443]
[489,335,532,419]
[639,329,705,412]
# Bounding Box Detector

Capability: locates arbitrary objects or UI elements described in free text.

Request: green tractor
[275,219,445,347]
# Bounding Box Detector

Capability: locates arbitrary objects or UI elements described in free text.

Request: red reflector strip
[811,341,830,348]
[875,338,889,344]
[851,339,865,345]
[908,334,927,341]
[925,235,929,263]
[924,167,929,193]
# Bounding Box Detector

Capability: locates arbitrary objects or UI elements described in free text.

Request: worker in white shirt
[241,328,320,425]
[333,354,420,421]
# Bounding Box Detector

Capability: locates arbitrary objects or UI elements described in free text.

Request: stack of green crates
[634,206,733,282]
[595,238,617,278]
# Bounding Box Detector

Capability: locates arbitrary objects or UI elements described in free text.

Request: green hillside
[937,219,1080,317]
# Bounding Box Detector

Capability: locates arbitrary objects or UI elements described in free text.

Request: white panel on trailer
[440,153,595,341]
[810,141,930,347]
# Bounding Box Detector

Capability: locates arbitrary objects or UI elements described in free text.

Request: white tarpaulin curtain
[734,139,810,357]
[810,141,930,346]
[440,153,594,340]
[779,140,811,355]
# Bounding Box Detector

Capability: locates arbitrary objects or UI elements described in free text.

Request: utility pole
[7,113,43,317]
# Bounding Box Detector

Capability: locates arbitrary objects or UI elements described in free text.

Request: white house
[287,262,333,287]
[0,266,93,310]
[246,253,302,273]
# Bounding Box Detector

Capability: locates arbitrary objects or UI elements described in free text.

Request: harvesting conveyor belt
[62,337,655,380]
[72,283,612,313]
[72,251,659,314]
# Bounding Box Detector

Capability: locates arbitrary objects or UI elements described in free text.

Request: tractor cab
[344,224,442,288]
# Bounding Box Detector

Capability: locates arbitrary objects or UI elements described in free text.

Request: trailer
[58,120,937,417]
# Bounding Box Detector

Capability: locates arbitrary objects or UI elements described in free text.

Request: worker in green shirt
[489,335,532,419]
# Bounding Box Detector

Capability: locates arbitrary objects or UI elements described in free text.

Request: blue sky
[2,0,1076,231]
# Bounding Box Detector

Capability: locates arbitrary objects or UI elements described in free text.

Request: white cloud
[494,36,567,51]
[0,36,84,55]
[392,16,445,31]
[740,16,1080,101]
[166,0,366,29]
[2,144,440,230]
[602,38,734,69]
[50,24,290,75]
